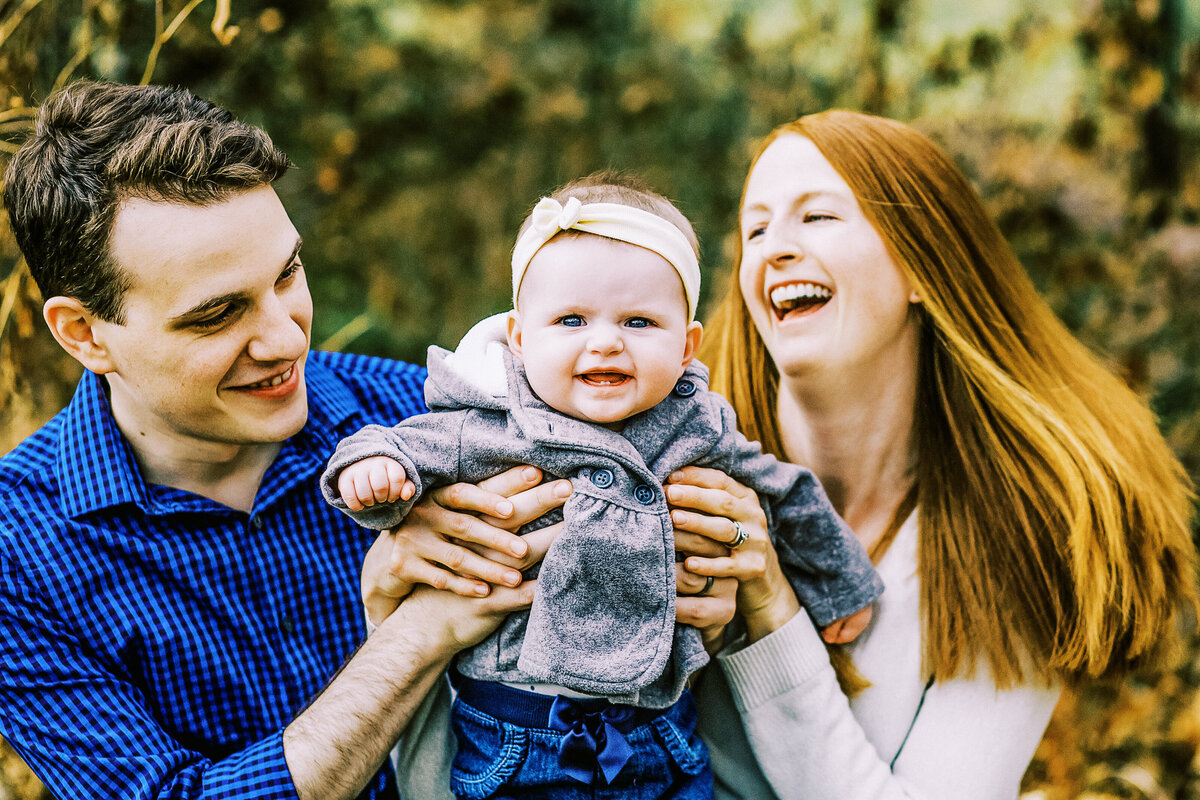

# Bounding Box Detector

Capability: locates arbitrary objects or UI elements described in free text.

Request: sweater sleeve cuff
[716,610,831,712]
[204,728,301,799]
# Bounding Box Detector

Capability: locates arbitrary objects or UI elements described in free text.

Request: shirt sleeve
[0,553,300,800]
[705,611,1060,800]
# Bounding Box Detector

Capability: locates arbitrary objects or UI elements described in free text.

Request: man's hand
[362,466,570,626]
[675,564,737,654]
[285,575,538,800]
[397,580,539,655]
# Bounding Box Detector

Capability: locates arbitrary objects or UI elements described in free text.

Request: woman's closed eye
[803,211,839,223]
[745,224,767,241]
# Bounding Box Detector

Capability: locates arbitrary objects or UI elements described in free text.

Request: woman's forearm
[702,611,1059,800]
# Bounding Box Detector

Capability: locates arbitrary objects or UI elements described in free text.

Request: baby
[322,173,882,799]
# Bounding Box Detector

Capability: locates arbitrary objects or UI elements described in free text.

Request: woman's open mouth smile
[769,280,832,321]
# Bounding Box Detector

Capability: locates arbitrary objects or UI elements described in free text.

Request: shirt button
[251,515,264,531]
[592,468,614,488]
[634,484,655,504]
[279,615,295,634]
[674,379,696,397]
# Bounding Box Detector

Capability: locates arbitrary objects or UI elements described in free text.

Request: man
[0,80,565,800]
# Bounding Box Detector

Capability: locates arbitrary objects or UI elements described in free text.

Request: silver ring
[728,519,748,549]
[685,575,715,597]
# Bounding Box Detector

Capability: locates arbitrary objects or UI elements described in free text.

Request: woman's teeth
[770,282,831,318]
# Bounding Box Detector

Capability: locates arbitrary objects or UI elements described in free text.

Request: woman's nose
[763,226,802,268]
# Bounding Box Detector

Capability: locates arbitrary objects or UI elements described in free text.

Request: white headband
[511,196,701,321]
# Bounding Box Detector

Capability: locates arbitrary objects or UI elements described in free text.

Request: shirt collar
[57,370,151,520]
[56,353,360,520]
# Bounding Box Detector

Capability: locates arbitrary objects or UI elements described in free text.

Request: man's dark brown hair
[4,81,291,323]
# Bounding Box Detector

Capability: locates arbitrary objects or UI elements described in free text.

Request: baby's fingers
[366,461,394,503]
[382,460,410,502]
[337,468,367,511]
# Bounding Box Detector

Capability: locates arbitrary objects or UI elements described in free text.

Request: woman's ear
[43,296,117,374]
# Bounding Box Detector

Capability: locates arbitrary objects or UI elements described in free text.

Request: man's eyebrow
[168,290,248,328]
[169,237,303,326]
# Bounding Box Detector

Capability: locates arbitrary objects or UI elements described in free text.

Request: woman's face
[738,133,920,385]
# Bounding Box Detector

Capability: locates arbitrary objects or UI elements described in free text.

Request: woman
[664,109,1197,799]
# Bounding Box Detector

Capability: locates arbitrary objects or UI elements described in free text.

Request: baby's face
[508,234,703,428]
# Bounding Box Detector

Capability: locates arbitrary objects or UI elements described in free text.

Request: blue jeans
[448,675,712,799]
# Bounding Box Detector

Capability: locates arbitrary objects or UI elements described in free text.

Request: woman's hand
[667,466,801,643]
[361,466,570,626]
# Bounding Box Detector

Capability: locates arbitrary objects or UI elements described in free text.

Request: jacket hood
[424,312,512,411]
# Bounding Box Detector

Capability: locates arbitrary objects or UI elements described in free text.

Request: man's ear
[43,296,117,374]
[506,311,523,359]
[681,320,703,369]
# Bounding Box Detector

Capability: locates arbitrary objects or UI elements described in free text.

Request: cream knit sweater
[696,511,1062,800]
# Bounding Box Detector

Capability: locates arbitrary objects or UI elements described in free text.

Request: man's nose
[247,295,308,363]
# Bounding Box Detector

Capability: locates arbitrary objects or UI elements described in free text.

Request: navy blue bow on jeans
[549,695,637,785]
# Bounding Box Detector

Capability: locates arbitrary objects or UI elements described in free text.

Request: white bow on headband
[510,196,701,321]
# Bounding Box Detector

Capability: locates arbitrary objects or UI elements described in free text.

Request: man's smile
[229,363,301,398]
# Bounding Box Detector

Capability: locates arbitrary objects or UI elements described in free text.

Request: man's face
[92,185,313,457]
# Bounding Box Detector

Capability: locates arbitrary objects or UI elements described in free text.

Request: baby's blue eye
[558,315,585,327]
[625,317,654,328]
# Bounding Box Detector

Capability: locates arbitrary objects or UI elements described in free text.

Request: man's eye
[279,259,303,282]
[192,307,237,330]
[625,317,654,329]
[557,315,584,327]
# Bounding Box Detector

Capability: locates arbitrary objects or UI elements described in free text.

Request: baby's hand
[820,605,873,644]
[337,456,415,511]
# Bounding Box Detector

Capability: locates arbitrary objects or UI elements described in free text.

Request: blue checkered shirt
[0,350,426,799]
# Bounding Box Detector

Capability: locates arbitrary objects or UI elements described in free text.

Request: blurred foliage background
[1,0,1199,798]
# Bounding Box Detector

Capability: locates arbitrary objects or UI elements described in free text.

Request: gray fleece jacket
[321,318,883,708]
